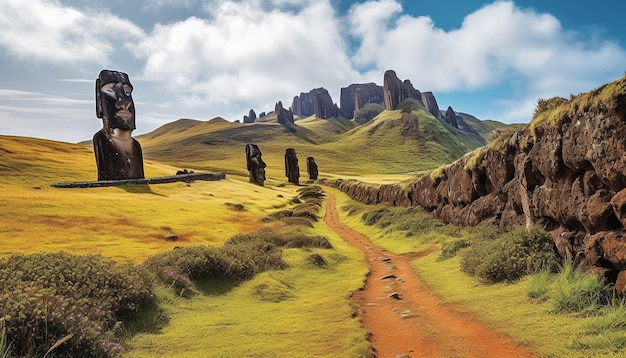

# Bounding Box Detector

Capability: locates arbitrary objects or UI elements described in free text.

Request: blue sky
[0,0,624,143]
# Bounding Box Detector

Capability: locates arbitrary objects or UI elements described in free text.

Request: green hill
[138,105,505,178]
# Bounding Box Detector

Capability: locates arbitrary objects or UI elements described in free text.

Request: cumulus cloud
[0,0,144,66]
[134,0,359,118]
[347,0,626,121]
[2,0,626,141]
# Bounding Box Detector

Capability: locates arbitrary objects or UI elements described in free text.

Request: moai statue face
[96,70,136,131]
[246,144,266,186]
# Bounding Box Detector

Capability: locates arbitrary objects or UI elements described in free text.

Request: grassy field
[4,102,626,357]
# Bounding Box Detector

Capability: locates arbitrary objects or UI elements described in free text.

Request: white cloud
[0,0,144,66]
[134,0,359,118]
[346,0,626,123]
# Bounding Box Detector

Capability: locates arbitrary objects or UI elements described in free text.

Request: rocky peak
[444,106,458,128]
[383,70,422,111]
[292,88,338,119]
[421,92,441,119]
[274,101,294,125]
[243,109,257,124]
[339,83,384,119]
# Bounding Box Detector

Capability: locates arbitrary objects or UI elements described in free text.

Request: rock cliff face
[321,76,626,291]
[339,83,384,119]
[292,88,338,119]
[383,70,423,111]
[274,101,294,125]
[421,92,441,119]
[444,106,459,128]
[243,109,257,123]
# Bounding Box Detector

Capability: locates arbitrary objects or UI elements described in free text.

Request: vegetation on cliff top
[530,74,626,136]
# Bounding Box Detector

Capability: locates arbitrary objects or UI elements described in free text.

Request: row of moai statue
[92,69,319,186]
[246,144,318,186]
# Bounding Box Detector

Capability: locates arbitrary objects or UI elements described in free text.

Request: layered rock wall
[321,76,626,290]
[275,101,294,125]
[339,83,384,119]
[292,88,338,119]
[383,70,422,111]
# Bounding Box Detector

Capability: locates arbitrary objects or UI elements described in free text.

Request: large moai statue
[306,157,318,180]
[93,70,144,181]
[246,143,267,186]
[284,148,300,185]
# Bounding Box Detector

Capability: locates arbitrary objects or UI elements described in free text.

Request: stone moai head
[93,69,144,181]
[307,156,318,180]
[246,143,266,186]
[285,148,300,185]
[96,69,136,132]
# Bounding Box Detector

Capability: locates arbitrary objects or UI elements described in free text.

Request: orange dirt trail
[324,193,536,358]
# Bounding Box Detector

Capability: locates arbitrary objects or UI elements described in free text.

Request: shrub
[354,103,385,124]
[526,270,552,299]
[460,227,558,283]
[297,186,325,200]
[549,264,608,313]
[146,228,330,297]
[362,208,388,226]
[396,98,424,113]
[438,239,470,260]
[226,228,332,249]
[0,252,153,357]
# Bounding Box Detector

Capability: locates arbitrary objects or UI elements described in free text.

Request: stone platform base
[51,172,226,188]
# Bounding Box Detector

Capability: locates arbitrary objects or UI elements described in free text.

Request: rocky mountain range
[243,69,472,136]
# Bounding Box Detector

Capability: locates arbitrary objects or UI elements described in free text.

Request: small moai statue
[246,144,267,186]
[93,69,144,180]
[306,157,318,180]
[284,148,300,185]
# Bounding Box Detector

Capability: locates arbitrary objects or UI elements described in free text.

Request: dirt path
[324,193,536,358]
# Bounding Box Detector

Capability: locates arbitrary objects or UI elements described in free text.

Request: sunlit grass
[334,195,626,357]
[124,200,371,357]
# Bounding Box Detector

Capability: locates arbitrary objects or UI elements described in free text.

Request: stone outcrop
[321,76,626,290]
[275,101,294,125]
[421,92,441,119]
[243,109,257,123]
[292,88,338,119]
[444,106,459,128]
[314,90,339,119]
[339,83,384,119]
[383,70,422,111]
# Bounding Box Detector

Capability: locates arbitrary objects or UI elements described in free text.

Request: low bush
[549,264,608,314]
[526,270,552,299]
[146,228,331,297]
[460,227,558,283]
[264,186,323,227]
[354,103,385,124]
[438,238,470,260]
[397,98,424,113]
[0,252,153,357]
[227,228,332,249]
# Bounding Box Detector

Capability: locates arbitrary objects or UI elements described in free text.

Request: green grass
[138,108,489,178]
[335,195,626,357]
[529,74,626,136]
[124,202,371,357]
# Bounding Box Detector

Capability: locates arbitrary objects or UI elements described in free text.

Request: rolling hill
[137,102,508,179]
